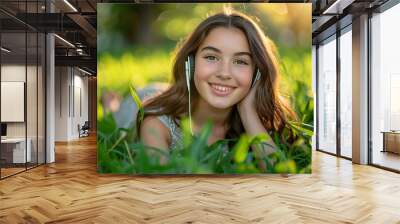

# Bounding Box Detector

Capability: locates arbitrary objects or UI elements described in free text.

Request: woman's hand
[237,82,277,157]
[237,81,258,115]
[237,82,264,141]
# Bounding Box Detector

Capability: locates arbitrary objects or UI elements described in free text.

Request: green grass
[97,85,312,174]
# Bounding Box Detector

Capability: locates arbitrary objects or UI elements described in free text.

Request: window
[317,35,337,154]
[371,3,400,171]
[339,27,352,158]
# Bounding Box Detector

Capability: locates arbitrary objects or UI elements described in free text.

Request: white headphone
[185,55,261,134]
[252,69,261,88]
[185,56,194,135]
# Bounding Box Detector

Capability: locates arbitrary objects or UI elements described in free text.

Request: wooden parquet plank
[1,135,400,223]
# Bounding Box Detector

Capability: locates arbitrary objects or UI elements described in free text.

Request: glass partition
[38,32,45,165]
[371,3,400,171]
[339,27,352,158]
[27,30,38,169]
[1,30,27,177]
[317,35,337,154]
[0,1,46,179]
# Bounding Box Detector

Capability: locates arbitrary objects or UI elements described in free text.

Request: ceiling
[0,0,98,74]
[311,0,390,44]
[0,0,395,75]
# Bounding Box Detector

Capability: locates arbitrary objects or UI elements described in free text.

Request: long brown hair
[141,10,297,140]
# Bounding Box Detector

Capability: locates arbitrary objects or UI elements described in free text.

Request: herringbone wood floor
[1,135,400,223]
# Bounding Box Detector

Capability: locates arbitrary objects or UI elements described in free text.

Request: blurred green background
[97,3,313,174]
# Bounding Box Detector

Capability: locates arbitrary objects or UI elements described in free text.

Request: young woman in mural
[138,10,297,164]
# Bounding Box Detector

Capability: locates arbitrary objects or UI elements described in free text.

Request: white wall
[1,65,26,81]
[55,67,89,141]
[1,65,26,140]
[55,67,69,141]
[1,82,25,122]
[1,63,46,164]
[1,65,31,138]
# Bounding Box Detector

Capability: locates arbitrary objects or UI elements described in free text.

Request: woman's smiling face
[193,26,255,110]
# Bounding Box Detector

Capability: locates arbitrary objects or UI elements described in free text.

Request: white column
[46,1,55,163]
[352,14,369,164]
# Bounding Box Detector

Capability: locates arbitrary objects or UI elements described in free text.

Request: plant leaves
[233,135,249,164]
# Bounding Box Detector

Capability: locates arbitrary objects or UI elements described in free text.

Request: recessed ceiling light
[322,0,354,15]
[63,0,78,12]
[1,47,11,53]
[54,34,75,48]
[78,67,93,76]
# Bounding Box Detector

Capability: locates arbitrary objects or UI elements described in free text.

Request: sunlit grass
[97,84,312,174]
[98,51,172,95]
[98,111,312,174]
